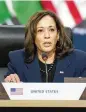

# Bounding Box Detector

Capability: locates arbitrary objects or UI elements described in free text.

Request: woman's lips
[43,42,52,47]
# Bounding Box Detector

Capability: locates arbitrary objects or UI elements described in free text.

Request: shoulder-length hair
[24,10,73,63]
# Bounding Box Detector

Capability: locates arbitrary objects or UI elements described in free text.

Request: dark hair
[24,10,73,63]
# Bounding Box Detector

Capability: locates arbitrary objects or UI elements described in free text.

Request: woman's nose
[44,30,50,39]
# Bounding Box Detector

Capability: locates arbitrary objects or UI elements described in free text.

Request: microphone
[42,52,48,82]
[42,52,48,61]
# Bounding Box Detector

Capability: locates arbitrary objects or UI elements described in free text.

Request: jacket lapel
[23,55,41,82]
[53,56,71,82]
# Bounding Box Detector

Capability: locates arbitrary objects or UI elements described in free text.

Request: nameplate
[1,83,86,100]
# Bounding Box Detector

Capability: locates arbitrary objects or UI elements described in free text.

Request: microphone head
[42,52,48,61]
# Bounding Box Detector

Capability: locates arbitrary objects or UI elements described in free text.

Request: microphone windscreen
[42,52,48,61]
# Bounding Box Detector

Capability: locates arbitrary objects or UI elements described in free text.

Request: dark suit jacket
[4,49,86,82]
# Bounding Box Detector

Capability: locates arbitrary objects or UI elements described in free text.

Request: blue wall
[73,34,86,52]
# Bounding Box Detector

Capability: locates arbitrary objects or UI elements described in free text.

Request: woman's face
[35,15,59,53]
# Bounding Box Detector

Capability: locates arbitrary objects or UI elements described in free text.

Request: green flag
[0,1,11,23]
[12,1,43,24]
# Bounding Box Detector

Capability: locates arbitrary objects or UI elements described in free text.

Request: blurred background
[0,0,86,52]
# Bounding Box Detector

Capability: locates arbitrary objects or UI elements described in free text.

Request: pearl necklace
[40,63,54,73]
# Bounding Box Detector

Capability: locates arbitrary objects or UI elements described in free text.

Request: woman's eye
[37,29,43,32]
[50,29,54,32]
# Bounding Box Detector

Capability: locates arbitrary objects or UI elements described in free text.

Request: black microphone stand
[45,61,48,82]
[42,52,48,82]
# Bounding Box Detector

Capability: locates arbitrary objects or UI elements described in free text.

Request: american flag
[10,88,23,95]
[41,0,86,28]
